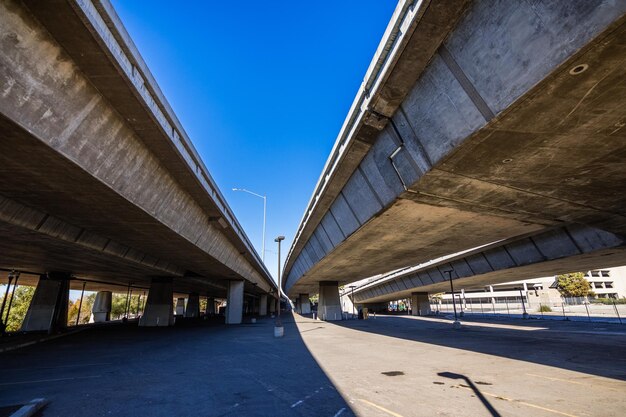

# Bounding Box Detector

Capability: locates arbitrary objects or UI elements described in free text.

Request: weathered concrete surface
[91,291,112,322]
[296,314,626,417]
[139,278,174,327]
[0,0,274,298]
[284,0,626,297]
[225,281,244,325]
[318,281,342,321]
[0,316,354,416]
[21,273,70,332]
[410,292,430,316]
[184,293,200,318]
[353,224,626,304]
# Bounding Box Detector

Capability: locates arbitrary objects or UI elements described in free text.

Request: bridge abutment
[139,278,174,327]
[411,292,431,316]
[318,281,342,321]
[259,294,268,316]
[184,293,200,318]
[225,281,244,324]
[21,272,70,333]
[92,291,112,323]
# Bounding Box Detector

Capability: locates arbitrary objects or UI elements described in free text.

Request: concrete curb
[9,398,49,417]
[0,327,87,354]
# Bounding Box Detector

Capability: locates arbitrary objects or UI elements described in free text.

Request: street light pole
[349,285,356,319]
[232,188,266,262]
[445,269,461,329]
[274,235,285,337]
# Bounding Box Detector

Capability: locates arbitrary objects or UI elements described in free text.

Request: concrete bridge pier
[225,281,244,324]
[318,281,342,321]
[139,278,174,327]
[175,298,185,316]
[206,297,216,316]
[411,292,431,316]
[299,294,311,314]
[184,293,200,318]
[259,294,268,316]
[92,291,112,322]
[269,297,276,315]
[21,272,70,333]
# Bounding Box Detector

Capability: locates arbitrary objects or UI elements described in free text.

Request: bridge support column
[21,272,70,333]
[411,292,431,316]
[175,298,185,316]
[259,294,268,316]
[318,281,342,321]
[185,293,200,318]
[139,278,174,327]
[206,297,216,316]
[225,281,244,324]
[299,294,311,314]
[269,296,276,314]
[92,291,112,322]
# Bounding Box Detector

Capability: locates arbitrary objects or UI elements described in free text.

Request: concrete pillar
[139,278,174,327]
[318,281,342,321]
[92,291,112,322]
[299,294,311,314]
[259,294,268,316]
[21,272,70,332]
[410,292,431,316]
[206,297,216,315]
[489,285,496,311]
[225,281,244,324]
[175,298,185,316]
[185,293,200,318]
[269,296,276,313]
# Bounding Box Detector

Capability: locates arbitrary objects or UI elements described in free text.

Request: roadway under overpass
[0,0,277,330]
[283,0,626,319]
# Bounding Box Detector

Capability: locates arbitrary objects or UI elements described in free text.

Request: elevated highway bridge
[0,0,277,330]
[284,0,626,319]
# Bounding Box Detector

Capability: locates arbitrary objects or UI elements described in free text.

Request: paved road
[296,314,626,417]
[3,313,626,416]
[0,315,353,417]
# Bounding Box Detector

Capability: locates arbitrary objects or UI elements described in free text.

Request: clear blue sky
[110,0,397,280]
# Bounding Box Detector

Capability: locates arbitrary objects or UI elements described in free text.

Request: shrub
[538,305,552,312]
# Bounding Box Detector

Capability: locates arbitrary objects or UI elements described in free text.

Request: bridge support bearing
[184,293,200,318]
[21,272,70,333]
[259,294,268,316]
[298,294,311,314]
[92,291,112,322]
[175,298,185,316]
[318,281,342,321]
[225,281,244,324]
[139,278,174,327]
[411,292,431,316]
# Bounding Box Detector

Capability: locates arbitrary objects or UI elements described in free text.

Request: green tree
[557,272,593,297]
[67,292,96,326]
[0,286,35,332]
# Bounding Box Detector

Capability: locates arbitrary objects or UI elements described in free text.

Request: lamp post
[232,188,266,262]
[519,288,529,319]
[348,285,356,319]
[274,235,285,337]
[444,269,461,329]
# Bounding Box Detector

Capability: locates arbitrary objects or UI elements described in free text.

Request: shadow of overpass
[0,313,355,416]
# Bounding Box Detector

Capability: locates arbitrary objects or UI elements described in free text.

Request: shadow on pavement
[330,314,626,381]
[0,312,355,417]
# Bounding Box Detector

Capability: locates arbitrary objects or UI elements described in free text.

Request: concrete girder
[352,224,626,304]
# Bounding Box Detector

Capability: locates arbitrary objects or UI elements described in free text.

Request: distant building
[439,266,626,307]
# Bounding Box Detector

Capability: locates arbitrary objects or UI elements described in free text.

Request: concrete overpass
[284,0,626,319]
[0,0,277,330]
